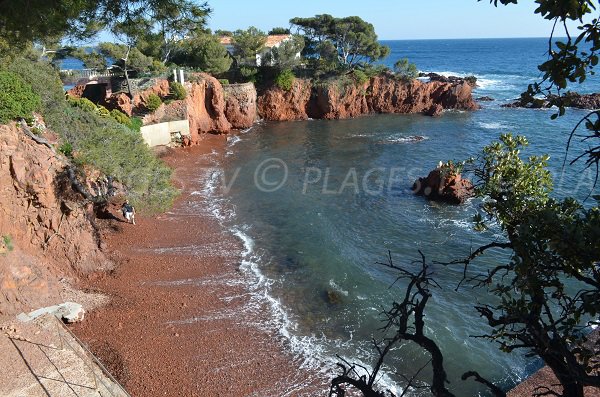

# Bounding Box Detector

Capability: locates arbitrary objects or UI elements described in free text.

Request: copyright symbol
[254,158,288,192]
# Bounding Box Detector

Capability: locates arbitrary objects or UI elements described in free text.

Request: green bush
[464,75,477,86]
[170,81,187,100]
[145,93,162,112]
[218,79,230,85]
[0,71,40,123]
[130,117,143,132]
[67,96,97,112]
[109,109,132,127]
[239,66,258,83]
[8,58,177,212]
[393,58,418,82]
[2,235,13,252]
[275,69,295,91]
[96,105,111,117]
[58,141,73,157]
[351,69,369,86]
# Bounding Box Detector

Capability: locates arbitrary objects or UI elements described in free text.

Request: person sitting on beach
[121,200,136,225]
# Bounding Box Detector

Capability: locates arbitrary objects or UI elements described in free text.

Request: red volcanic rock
[425,103,444,117]
[0,122,109,316]
[258,74,479,122]
[132,79,170,110]
[257,79,312,121]
[184,74,231,138]
[224,83,257,129]
[67,84,86,98]
[413,165,474,204]
[104,92,133,116]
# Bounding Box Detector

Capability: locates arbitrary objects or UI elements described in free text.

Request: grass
[2,234,13,252]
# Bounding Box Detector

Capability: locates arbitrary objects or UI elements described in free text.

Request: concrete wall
[140,119,191,147]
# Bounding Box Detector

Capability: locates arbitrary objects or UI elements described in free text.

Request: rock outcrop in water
[0,122,110,317]
[258,74,479,121]
[503,91,600,110]
[413,164,474,204]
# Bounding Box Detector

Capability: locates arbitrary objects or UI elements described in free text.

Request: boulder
[413,165,474,204]
[17,302,85,323]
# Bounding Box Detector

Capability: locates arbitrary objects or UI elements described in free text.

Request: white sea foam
[227,135,242,146]
[328,279,349,297]
[385,135,429,144]
[478,121,510,130]
[184,152,406,395]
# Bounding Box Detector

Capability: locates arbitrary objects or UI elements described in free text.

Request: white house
[219,34,299,67]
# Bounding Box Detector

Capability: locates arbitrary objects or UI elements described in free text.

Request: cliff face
[258,75,479,121]
[223,83,258,129]
[256,80,313,121]
[0,123,108,317]
[69,73,477,143]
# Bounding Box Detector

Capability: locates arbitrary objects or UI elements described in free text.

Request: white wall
[140,119,191,147]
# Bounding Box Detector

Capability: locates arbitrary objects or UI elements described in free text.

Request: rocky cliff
[0,122,109,317]
[69,73,477,143]
[258,74,479,121]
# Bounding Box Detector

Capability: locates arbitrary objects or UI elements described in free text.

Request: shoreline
[72,135,328,396]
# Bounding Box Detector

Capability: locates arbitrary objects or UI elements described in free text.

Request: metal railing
[53,315,131,397]
[60,69,120,78]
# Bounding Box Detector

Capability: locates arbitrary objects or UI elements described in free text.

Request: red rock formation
[0,123,109,316]
[412,165,474,204]
[258,74,479,121]
[104,92,133,116]
[132,79,170,111]
[257,79,312,121]
[224,83,257,129]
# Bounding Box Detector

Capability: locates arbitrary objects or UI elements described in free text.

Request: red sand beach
[72,135,328,396]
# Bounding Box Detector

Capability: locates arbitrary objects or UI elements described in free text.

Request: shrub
[109,109,132,127]
[351,69,369,86]
[67,96,97,112]
[8,58,177,212]
[58,141,73,157]
[218,79,230,85]
[275,69,295,91]
[2,235,13,252]
[145,93,162,112]
[96,105,111,117]
[464,75,477,86]
[0,71,40,123]
[239,66,258,83]
[394,58,418,81]
[170,81,187,100]
[130,117,143,132]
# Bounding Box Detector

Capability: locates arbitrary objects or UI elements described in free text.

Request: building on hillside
[219,34,300,67]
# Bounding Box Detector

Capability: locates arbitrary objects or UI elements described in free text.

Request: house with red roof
[219,34,299,66]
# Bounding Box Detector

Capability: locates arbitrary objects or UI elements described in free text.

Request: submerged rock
[476,96,495,102]
[413,164,474,204]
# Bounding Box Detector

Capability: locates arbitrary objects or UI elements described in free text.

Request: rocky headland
[68,72,479,143]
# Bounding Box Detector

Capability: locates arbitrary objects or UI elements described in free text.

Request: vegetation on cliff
[0,71,40,123]
[2,58,176,212]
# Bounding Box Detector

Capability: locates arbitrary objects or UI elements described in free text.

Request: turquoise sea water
[212,38,599,396]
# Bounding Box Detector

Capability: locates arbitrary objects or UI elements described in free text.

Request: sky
[207,0,562,40]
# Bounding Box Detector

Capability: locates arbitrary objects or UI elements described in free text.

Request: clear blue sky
[207,0,561,40]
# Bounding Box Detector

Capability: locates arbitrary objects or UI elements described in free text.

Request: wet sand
[72,135,328,396]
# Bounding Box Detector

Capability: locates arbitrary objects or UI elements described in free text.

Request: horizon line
[379,36,556,41]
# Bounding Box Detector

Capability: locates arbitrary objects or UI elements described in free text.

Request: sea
[203,38,600,396]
